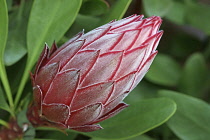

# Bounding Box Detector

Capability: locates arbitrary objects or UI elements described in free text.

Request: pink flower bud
[27,15,163,132]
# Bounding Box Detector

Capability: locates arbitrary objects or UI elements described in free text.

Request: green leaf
[159,90,210,140]
[4,0,33,66]
[165,1,185,24]
[36,127,78,140]
[0,87,10,112]
[125,135,155,140]
[82,98,176,139]
[0,0,8,89]
[34,139,54,140]
[27,0,82,61]
[15,0,82,107]
[179,53,208,97]
[0,0,14,113]
[66,14,100,38]
[0,119,8,127]
[145,53,182,86]
[43,131,77,140]
[34,139,55,140]
[17,110,35,140]
[98,0,132,25]
[80,0,109,16]
[204,40,210,60]
[6,0,12,11]
[17,110,30,129]
[7,57,27,94]
[185,2,210,35]
[142,0,173,17]
[125,81,159,102]
[168,33,201,59]
[91,135,154,140]
[24,124,36,140]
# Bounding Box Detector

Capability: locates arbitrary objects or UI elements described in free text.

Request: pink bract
[27,15,163,132]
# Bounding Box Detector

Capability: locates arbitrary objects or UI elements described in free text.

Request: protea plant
[27,15,163,132]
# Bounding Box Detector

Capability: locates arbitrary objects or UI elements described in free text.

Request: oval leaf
[27,0,82,66]
[15,0,82,106]
[185,2,210,35]
[145,53,182,86]
[178,53,208,97]
[165,1,185,24]
[159,90,210,140]
[98,0,132,25]
[80,0,109,16]
[4,0,33,66]
[0,0,14,110]
[66,14,100,38]
[143,0,173,17]
[81,98,176,139]
[0,0,8,57]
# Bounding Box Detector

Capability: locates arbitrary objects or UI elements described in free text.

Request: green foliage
[165,1,185,24]
[35,127,78,140]
[159,90,210,140]
[179,53,208,97]
[185,2,210,35]
[15,0,82,106]
[80,0,109,16]
[91,134,155,140]
[97,0,132,25]
[17,110,35,140]
[144,0,210,36]
[0,0,7,57]
[0,86,10,112]
[66,14,100,38]
[4,0,32,66]
[0,0,14,115]
[146,54,182,86]
[42,131,77,140]
[82,98,176,139]
[0,0,210,139]
[142,0,173,17]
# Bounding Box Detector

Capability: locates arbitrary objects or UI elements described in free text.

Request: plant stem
[0,64,15,116]
[0,119,9,128]
[0,0,15,116]
[14,57,33,109]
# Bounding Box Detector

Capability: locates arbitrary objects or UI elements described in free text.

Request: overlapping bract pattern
[27,15,163,132]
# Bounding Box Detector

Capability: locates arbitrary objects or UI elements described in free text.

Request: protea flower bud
[27,15,163,132]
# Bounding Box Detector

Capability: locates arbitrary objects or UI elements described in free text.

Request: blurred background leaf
[66,0,132,38]
[145,53,182,87]
[165,1,185,25]
[97,0,132,25]
[178,53,208,98]
[159,90,210,140]
[80,0,109,16]
[185,2,210,35]
[142,0,173,17]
